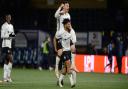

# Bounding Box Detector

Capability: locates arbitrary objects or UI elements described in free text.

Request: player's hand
[9,33,16,37]
[60,3,64,8]
[59,4,65,15]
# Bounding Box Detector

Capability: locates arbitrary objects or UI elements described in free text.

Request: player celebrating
[56,19,75,88]
[1,14,16,82]
[54,1,77,85]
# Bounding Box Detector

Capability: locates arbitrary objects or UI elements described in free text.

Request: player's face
[65,22,71,32]
[6,15,11,23]
[63,3,69,13]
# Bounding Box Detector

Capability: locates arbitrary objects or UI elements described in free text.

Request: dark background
[0,0,127,33]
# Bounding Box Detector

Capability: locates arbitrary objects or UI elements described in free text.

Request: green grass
[0,68,128,89]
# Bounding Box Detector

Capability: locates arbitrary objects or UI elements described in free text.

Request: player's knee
[62,69,67,75]
[67,70,71,74]
[57,49,63,56]
[71,45,76,53]
[62,72,66,75]
[5,54,13,64]
[8,54,13,60]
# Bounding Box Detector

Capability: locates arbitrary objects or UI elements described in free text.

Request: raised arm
[54,4,64,18]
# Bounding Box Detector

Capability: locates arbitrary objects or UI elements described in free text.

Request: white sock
[3,64,8,80]
[59,74,64,87]
[71,53,77,84]
[55,56,60,78]
[71,53,75,65]
[68,74,74,86]
[59,74,64,82]
[8,62,12,69]
[8,62,12,79]
[72,70,76,84]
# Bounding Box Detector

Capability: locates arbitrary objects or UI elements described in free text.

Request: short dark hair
[62,1,69,4]
[5,14,11,18]
[62,18,70,25]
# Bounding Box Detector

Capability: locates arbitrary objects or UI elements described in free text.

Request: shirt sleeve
[54,7,62,18]
[71,28,77,43]
[1,25,9,39]
[11,25,15,35]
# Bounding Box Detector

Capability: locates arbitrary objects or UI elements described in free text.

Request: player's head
[63,18,71,32]
[5,14,11,24]
[62,1,69,13]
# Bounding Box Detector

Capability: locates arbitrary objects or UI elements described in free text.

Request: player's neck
[63,9,68,14]
[6,21,11,24]
[65,28,70,33]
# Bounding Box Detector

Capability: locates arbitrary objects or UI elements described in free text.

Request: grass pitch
[0,68,128,89]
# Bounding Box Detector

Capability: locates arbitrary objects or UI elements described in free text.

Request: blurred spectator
[115,34,123,73]
[102,47,108,55]
[91,44,97,55]
[39,36,53,70]
[87,43,97,55]
[104,40,115,72]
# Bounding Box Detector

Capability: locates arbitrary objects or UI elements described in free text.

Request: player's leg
[70,45,78,85]
[71,44,78,72]
[7,53,13,82]
[54,37,60,78]
[2,48,13,82]
[104,55,112,71]
[70,28,78,85]
[2,48,9,82]
[58,64,66,87]
[3,62,8,82]
[109,56,113,72]
[65,59,75,88]
[55,49,63,78]
[54,37,63,79]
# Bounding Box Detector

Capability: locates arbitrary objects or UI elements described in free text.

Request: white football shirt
[1,22,15,48]
[54,7,77,44]
[56,30,71,51]
[54,7,70,32]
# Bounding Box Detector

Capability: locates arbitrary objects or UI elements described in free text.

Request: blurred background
[0,0,127,70]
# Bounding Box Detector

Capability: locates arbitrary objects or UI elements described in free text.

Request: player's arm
[70,28,76,53]
[1,26,10,39]
[53,36,57,52]
[53,31,63,52]
[9,26,16,38]
[54,4,64,18]
[71,28,77,44]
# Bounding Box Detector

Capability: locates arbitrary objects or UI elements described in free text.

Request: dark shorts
[2,47,12,54]
[58,51,71,70]
[61,51,71,63]
[56,39,62,50]
[1,47,12,63]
